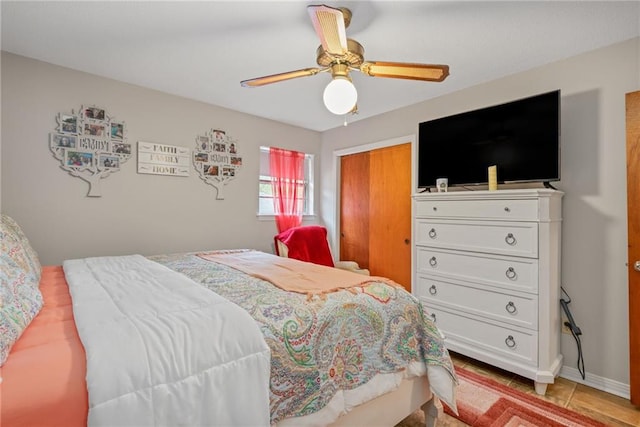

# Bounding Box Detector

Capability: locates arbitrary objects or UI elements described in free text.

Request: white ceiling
[2,1,639,132]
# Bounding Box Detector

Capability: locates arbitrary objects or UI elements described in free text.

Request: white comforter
[64,255,271,426]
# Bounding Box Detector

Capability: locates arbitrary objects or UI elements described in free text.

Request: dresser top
[413,188,564,201]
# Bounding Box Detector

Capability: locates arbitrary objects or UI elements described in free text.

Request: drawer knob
[429,256,438,267]
[505,335,516,348]
[429,285,437,295]
[428,228,437,239]
[505,301,517,314]
[504,207,511,212]
[505,267,517,280]
[432,206,438,211]
[430,313,437,323]
[505,233,517,246]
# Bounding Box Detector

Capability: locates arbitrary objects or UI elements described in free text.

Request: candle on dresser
[488,165,498,191]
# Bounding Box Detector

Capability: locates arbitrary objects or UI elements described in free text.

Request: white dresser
[412,188,563,394]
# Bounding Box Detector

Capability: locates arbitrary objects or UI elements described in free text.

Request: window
[258,146,314,216]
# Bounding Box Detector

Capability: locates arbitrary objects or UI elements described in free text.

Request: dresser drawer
[415,198,539,220]
[425,305,537,365]
[415,276,537,330]
[415,220,538,258]
[417,248,538,294]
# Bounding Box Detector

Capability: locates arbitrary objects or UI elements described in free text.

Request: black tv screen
[417,90,560,188]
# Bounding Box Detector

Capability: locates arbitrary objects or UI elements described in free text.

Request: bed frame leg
[422,396,442,427]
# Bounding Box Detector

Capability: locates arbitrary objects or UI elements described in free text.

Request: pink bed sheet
[1,266,87,426]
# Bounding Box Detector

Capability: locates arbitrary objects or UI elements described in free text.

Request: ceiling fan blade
[360,61,450,82]
[307,5,348,55]
[241,68,323,88]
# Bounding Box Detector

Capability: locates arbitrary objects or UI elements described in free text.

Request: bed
[1,214,457,426]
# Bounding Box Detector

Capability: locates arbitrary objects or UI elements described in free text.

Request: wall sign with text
[137,142,190,177]
[192,129,242,200]
[49,105,132,197]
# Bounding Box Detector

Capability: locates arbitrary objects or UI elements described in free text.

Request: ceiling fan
[240,4,450,115]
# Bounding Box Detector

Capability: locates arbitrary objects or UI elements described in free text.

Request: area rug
[440,366,608,427]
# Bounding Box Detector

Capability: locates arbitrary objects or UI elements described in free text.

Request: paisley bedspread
[150,251,457,424]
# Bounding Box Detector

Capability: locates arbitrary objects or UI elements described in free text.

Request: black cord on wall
[560,287,585,379]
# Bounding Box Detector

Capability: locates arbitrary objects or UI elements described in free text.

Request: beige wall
[320,38,639,394]
[0,52,321,265]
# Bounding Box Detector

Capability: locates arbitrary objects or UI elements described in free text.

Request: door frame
[332,133,416,267]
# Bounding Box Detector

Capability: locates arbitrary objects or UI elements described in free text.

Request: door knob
[404,238,410,245]
[634,261,640,272]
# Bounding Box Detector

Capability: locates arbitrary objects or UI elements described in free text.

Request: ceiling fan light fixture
[323,76,357,115]
[240,5,450,113]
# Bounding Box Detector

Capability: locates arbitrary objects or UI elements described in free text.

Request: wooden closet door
[626,90,640,404]
[368,143,412,291]
[340,152,370,269]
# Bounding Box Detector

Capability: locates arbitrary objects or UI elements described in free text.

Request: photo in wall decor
[49,105,132,197]
[192,129,242,200]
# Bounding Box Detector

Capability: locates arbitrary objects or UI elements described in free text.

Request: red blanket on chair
[274,225,335,267]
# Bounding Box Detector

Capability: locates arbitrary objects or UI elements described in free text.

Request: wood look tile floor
[441,352,640,426]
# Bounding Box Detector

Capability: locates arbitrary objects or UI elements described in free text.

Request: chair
[274,225,370,275]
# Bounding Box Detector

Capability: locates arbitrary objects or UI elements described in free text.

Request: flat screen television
[417,90,560,189]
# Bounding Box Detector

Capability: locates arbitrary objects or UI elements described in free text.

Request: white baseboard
[559,365,630,399]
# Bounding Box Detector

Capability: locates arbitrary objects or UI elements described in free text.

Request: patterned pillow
[0,255,44,365]
[1,214,41,284]
[0,215,44,365]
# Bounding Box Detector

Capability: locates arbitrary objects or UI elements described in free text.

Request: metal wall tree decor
[192,129,242,200]
[49,105,132,197]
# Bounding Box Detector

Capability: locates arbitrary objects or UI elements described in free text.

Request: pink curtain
[270,147,305,233]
